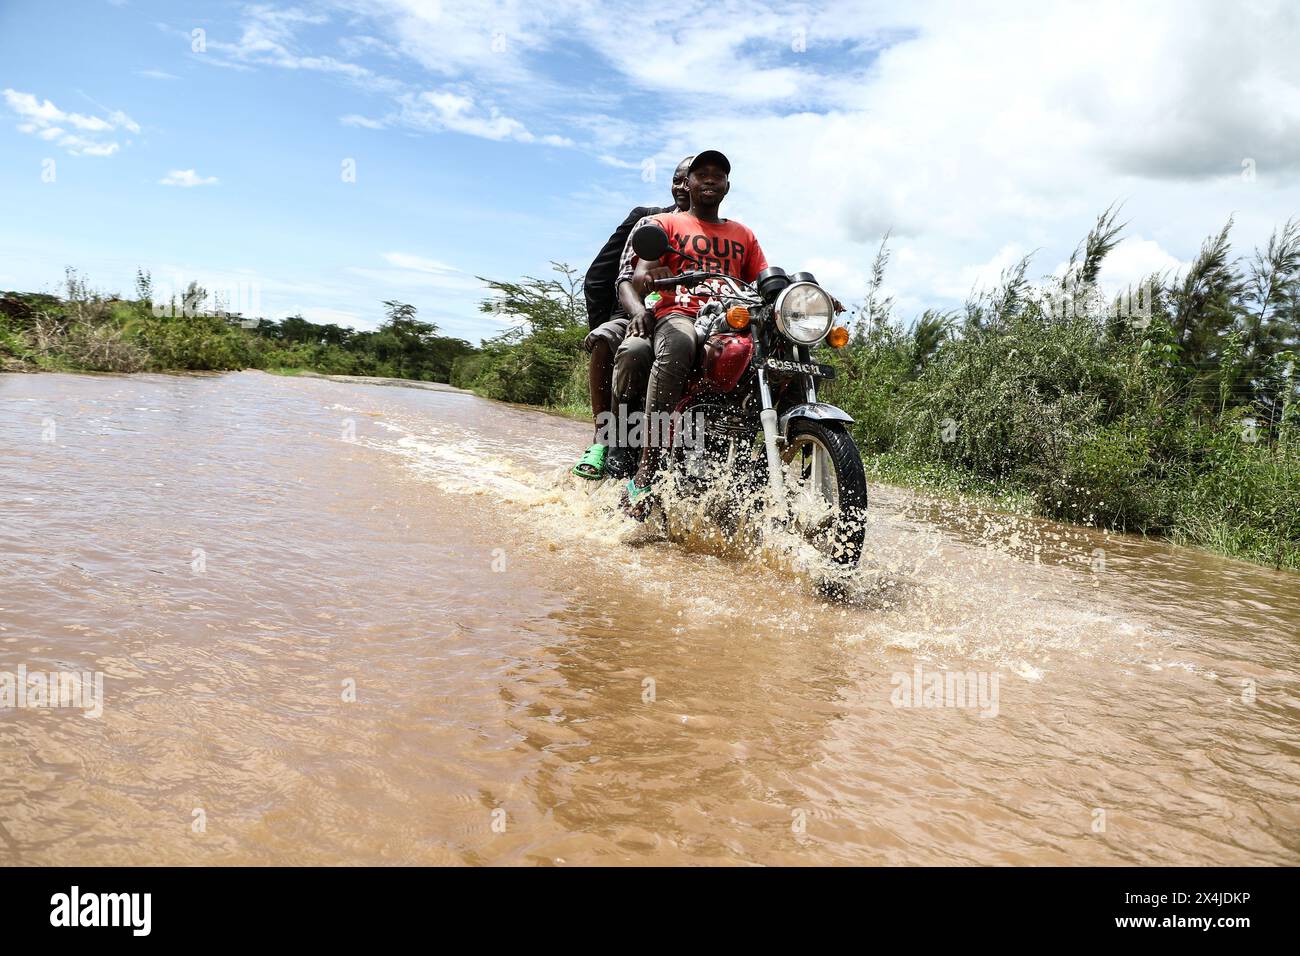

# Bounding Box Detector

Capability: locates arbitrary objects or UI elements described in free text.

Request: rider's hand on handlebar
[633,264,675,298]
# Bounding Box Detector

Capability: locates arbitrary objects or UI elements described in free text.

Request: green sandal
[571,443,608,480]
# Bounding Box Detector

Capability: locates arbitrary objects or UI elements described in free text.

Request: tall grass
[822,210,1300,568]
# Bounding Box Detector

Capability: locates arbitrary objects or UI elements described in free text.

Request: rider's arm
[617,273,646,321]
[623,259,661,337]
[630,258,663,298]
[618,216,676,337]
[612,218,653,321]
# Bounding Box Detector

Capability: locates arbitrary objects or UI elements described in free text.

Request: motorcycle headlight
[774,282,834,345]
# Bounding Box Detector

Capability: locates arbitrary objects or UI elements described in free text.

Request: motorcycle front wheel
[780,419,868,567]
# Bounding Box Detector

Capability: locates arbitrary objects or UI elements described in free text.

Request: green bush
[130,315,253,371]
[820,209,1300,568]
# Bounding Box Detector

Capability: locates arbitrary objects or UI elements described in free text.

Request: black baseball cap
[688,149,730,175]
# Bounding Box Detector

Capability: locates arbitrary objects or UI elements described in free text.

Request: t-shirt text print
[617,212,769,321]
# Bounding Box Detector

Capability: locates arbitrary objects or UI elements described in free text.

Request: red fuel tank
[700,332,754,393]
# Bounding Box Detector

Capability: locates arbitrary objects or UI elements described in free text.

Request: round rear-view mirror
[631,223,670,261]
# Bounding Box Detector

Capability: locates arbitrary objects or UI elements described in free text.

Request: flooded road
[2,370,1298,865]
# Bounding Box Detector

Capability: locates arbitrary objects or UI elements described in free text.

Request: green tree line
[0,270,475,381]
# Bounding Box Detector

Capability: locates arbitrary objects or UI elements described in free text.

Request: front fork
[756,344,819,508]
[757,366,785,504]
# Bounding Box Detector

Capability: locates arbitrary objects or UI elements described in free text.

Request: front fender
[778,402,854,440]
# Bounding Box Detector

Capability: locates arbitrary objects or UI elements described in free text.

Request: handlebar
[648,272,759,299]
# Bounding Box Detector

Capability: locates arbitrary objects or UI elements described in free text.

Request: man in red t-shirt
[610,150,768,504]
[572,154,693,481]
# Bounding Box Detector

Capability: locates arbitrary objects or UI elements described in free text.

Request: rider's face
[671,160,692,210]
[687,163,729,207]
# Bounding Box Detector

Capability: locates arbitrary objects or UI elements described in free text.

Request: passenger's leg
[609,335,654,478]
[573,317,630,478]
[588,338,613,437]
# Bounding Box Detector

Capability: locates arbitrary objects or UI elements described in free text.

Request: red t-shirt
[629,211,768,320]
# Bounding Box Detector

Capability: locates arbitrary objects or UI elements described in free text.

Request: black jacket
[584,204,673,330]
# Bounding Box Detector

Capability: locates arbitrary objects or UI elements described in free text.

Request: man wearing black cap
[571,155,693,480]
[610,150,769,510]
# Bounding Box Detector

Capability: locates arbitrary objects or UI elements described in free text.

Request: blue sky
[2,0,1298,342]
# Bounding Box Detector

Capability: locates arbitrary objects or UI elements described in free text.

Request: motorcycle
[629,222,868,567]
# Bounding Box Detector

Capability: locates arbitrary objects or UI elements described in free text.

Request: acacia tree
[467,263,585,405]
[364,300,469,381]
[370,300,436,378]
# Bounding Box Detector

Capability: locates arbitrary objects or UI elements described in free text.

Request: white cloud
[331,251,491,337]
[159,169,219,187]
[2,88,137,156]
[344,0,550,82]
[79,142,121,158]
[340,113,385,129]
[310,0,1292,313]
[340,252,486,308]
[108,110,141,134]
[65,113,112,132]
[382,252,465,274]
[338,34,400,59]
[201,5,401,93]
[1092,237,1189,294]
[576,0,1300,311]
[3,89,64,124]
[396,88,572,145]
[937,244,1034,301]
[205,4,573,148]
[69,0,1294,335]
[597,154,641,171]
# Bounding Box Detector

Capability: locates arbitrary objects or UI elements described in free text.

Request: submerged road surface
[1,370,1297,865]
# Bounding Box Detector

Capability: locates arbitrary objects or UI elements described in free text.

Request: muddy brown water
[1,370,1297,865]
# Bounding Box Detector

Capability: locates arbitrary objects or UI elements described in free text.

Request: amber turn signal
[726,306,751,330]
[827,325,850,348]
